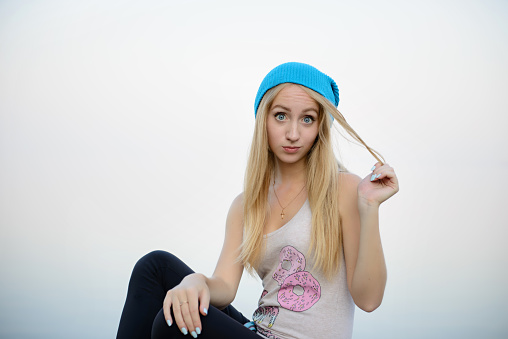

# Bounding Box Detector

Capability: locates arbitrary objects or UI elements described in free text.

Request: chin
[276,155,306,165]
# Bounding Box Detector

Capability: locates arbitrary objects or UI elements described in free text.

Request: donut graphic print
[273,246,321,312]
[253,290,279,328]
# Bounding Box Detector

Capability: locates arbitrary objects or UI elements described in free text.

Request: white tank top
[253,200,355,339]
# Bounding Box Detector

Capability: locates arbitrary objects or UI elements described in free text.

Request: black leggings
[116,251,261,338]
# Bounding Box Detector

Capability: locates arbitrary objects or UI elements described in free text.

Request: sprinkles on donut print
[277,271,321,312]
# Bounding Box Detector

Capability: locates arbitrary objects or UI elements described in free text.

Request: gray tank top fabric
[253,200,355,339]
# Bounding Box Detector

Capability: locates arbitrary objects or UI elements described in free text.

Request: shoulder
[229,192,244,214]
[338,172,361,197]
[226,192,244,229]
[337,172,361,216]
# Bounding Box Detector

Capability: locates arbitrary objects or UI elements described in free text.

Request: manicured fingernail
[182,327,188,335]
[376,173,381,178]
[203,308,208,315]
[370,174,376,181]
[371,165,376,171]
[167,319,172,327]
[191,331,198,338]
[196,327,201,335]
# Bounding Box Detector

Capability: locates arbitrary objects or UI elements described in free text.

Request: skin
[265,85,320,232]
[163,84,399,336]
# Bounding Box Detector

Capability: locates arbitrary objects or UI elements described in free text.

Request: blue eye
[275,113,286,121]
[303,116,314,124]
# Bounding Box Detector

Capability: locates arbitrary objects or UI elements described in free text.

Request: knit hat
[254,62,339,117]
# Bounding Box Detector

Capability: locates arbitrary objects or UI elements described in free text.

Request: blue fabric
[243,321,257,332]
[254,62,339,117]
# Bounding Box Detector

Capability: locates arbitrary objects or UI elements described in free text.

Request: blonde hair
[240,83,383,278]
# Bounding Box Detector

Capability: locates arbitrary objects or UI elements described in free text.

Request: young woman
[117,62,399,339]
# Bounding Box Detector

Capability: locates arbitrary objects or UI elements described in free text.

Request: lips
[282,146,301,153]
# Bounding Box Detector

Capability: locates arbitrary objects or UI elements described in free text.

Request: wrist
[183,272,206,284]
[358,197,380,212]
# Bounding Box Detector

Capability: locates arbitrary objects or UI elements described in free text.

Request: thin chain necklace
[272,179,306,219]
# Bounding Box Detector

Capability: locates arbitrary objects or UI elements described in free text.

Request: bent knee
[136,250,175,267]
[131,250,176,275]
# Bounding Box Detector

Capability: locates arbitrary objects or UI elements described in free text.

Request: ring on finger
[179,300,188,306]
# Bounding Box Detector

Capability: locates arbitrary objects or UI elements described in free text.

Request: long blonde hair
[240,83,383,278]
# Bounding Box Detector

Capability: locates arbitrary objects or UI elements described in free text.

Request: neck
[273,158,307,187]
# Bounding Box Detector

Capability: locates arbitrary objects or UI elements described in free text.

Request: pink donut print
[273,246,306,286]
[277,271,321,312]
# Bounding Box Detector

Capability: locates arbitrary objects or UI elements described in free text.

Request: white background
[1,0,507,338]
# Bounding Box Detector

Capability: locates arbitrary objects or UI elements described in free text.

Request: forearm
[350,203,387,312]
[202,274,238,310]
[176,272,236,311]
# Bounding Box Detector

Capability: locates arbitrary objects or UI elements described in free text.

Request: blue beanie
[254,62,339,117]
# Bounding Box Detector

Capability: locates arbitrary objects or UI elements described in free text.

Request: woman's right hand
[163,273,210,338]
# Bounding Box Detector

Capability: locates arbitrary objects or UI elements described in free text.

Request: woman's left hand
[357,162,399,207]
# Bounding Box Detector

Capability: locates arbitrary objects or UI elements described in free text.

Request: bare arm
[163,193,245,334]
[207,193,245,309]
[340,163,398,312]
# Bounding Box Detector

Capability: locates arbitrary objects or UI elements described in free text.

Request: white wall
[1,1,507,338]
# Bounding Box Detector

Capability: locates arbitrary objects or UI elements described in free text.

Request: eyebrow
[271,104,318,114]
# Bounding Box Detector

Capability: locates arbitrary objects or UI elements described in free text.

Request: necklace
[272,180,306,219]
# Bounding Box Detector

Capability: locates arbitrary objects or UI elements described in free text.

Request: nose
[286,121,300,142]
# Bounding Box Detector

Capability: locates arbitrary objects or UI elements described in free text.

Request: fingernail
[182,327,188,335]
[371,165,376,171]
[196,327,201,335]
[376,173,381,178]
[191,331,198,338]
[167,319,172,327]
[370,174,376,181]
[203,308,208,315]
